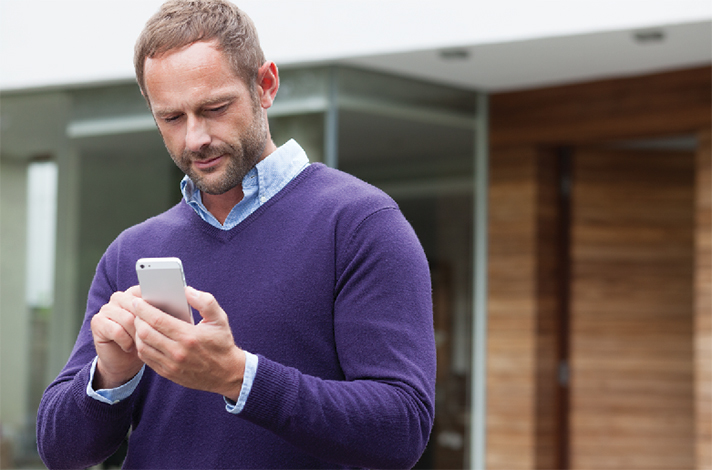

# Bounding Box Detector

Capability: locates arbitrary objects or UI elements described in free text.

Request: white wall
[1,0,710,91]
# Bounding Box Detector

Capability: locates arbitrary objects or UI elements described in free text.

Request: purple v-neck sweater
[37,163,436,469]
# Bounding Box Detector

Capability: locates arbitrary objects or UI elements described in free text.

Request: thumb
[185,286,224,324]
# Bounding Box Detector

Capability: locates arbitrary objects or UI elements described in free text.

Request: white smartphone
[135,257,194,324]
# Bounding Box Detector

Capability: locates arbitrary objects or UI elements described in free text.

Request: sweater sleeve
[238,207,436,469]
[36,253,136,469]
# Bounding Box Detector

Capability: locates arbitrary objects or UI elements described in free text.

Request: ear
[256,61,279,110]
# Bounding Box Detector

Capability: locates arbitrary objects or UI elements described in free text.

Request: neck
[202,137,279,225]
[202,185,244,225]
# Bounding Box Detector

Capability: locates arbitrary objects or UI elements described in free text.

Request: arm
[36,259,142,469]
[239,207,436,468]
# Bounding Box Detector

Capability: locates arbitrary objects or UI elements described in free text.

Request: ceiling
[343,20,711,92]
[1,1,709,94]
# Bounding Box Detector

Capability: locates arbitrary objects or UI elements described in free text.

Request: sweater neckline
[181,163,324,241]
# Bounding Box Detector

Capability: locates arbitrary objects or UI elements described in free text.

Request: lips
[193,155,224,171]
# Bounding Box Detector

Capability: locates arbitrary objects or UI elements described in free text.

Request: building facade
[1,3,710,468]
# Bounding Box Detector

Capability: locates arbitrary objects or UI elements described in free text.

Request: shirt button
[260,196,266,203]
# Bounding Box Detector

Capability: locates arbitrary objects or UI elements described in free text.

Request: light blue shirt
[87,139,310,414]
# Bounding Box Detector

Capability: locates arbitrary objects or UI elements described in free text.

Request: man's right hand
[90,285,144,390]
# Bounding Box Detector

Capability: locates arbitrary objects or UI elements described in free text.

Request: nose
[185,115,211,153]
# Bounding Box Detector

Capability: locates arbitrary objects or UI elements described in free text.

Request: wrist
[221,348,246,402]
[94,359,143,390]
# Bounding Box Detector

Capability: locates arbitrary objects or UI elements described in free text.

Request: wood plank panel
[487,145,538,470]
[487,66,710,469]
[695,128,712,470]
[490,67,711,147]
[487,145,562,470]
[570,148,695,469]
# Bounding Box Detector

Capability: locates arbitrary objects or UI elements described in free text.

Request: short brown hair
[134,0,265,96]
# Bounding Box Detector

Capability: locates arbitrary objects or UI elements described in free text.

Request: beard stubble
[171,105,268,195]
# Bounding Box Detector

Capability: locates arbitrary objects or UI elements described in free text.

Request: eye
[163,114,183,123]
[206,104,228,114]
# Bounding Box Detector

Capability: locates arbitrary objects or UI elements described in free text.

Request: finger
[133,315,188,381]
[132,297,188,337]
[109,303,138,338]
[93,304,137,350]
[133,314,175,347]
[92,317,134,354]
[185,286,225,324]
[133,316,170,359]
[126,284,142,297]
[109,289,141,315]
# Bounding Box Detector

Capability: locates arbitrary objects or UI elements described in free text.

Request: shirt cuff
[224,351,258,414]
[87,356,145,405]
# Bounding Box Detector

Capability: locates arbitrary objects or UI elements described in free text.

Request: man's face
[143,40,268,195]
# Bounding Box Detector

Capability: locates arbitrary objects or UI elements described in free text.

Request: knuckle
[105,321,120,337]
[135,341,148,358]
[203,292,218,309]
[173,349,188,364]
[183,335,198,350]
[164,362,180,378]
[92,316,112,338]
[151,313,167,330]
[135,323,149,342]
[95,304,111,320]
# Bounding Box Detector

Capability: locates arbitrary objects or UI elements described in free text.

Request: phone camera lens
[140,264,145,269]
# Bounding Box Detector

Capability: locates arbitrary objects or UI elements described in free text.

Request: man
[37,1,436,468]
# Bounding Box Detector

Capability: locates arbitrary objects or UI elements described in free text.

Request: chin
[195,176,242,196]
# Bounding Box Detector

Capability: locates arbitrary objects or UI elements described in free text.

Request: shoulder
[114,202,189,245]
[297,163,398,215]
[295,164,421,256]
[99,202,193,276]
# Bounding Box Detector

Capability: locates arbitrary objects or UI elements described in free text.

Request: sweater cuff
[238,355,300,429]
[87,356,144,404]
[71,362,136,422]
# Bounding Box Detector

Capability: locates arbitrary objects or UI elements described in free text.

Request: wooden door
[569,147,695,469]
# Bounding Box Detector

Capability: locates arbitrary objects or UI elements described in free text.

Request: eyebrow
[199,94,237,108]
[152,94,239,117]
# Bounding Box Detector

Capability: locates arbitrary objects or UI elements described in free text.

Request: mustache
[181,143,236,161]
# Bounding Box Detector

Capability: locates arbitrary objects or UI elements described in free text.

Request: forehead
[143,41,248,109]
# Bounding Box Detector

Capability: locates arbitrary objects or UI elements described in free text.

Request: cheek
[220,112,257,138]
[158,126,186,157]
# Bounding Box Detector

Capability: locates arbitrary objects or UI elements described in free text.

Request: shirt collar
[180,139,309,229]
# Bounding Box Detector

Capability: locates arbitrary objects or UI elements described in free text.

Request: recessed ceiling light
[633,29,666,44]
[439,49,470,60]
